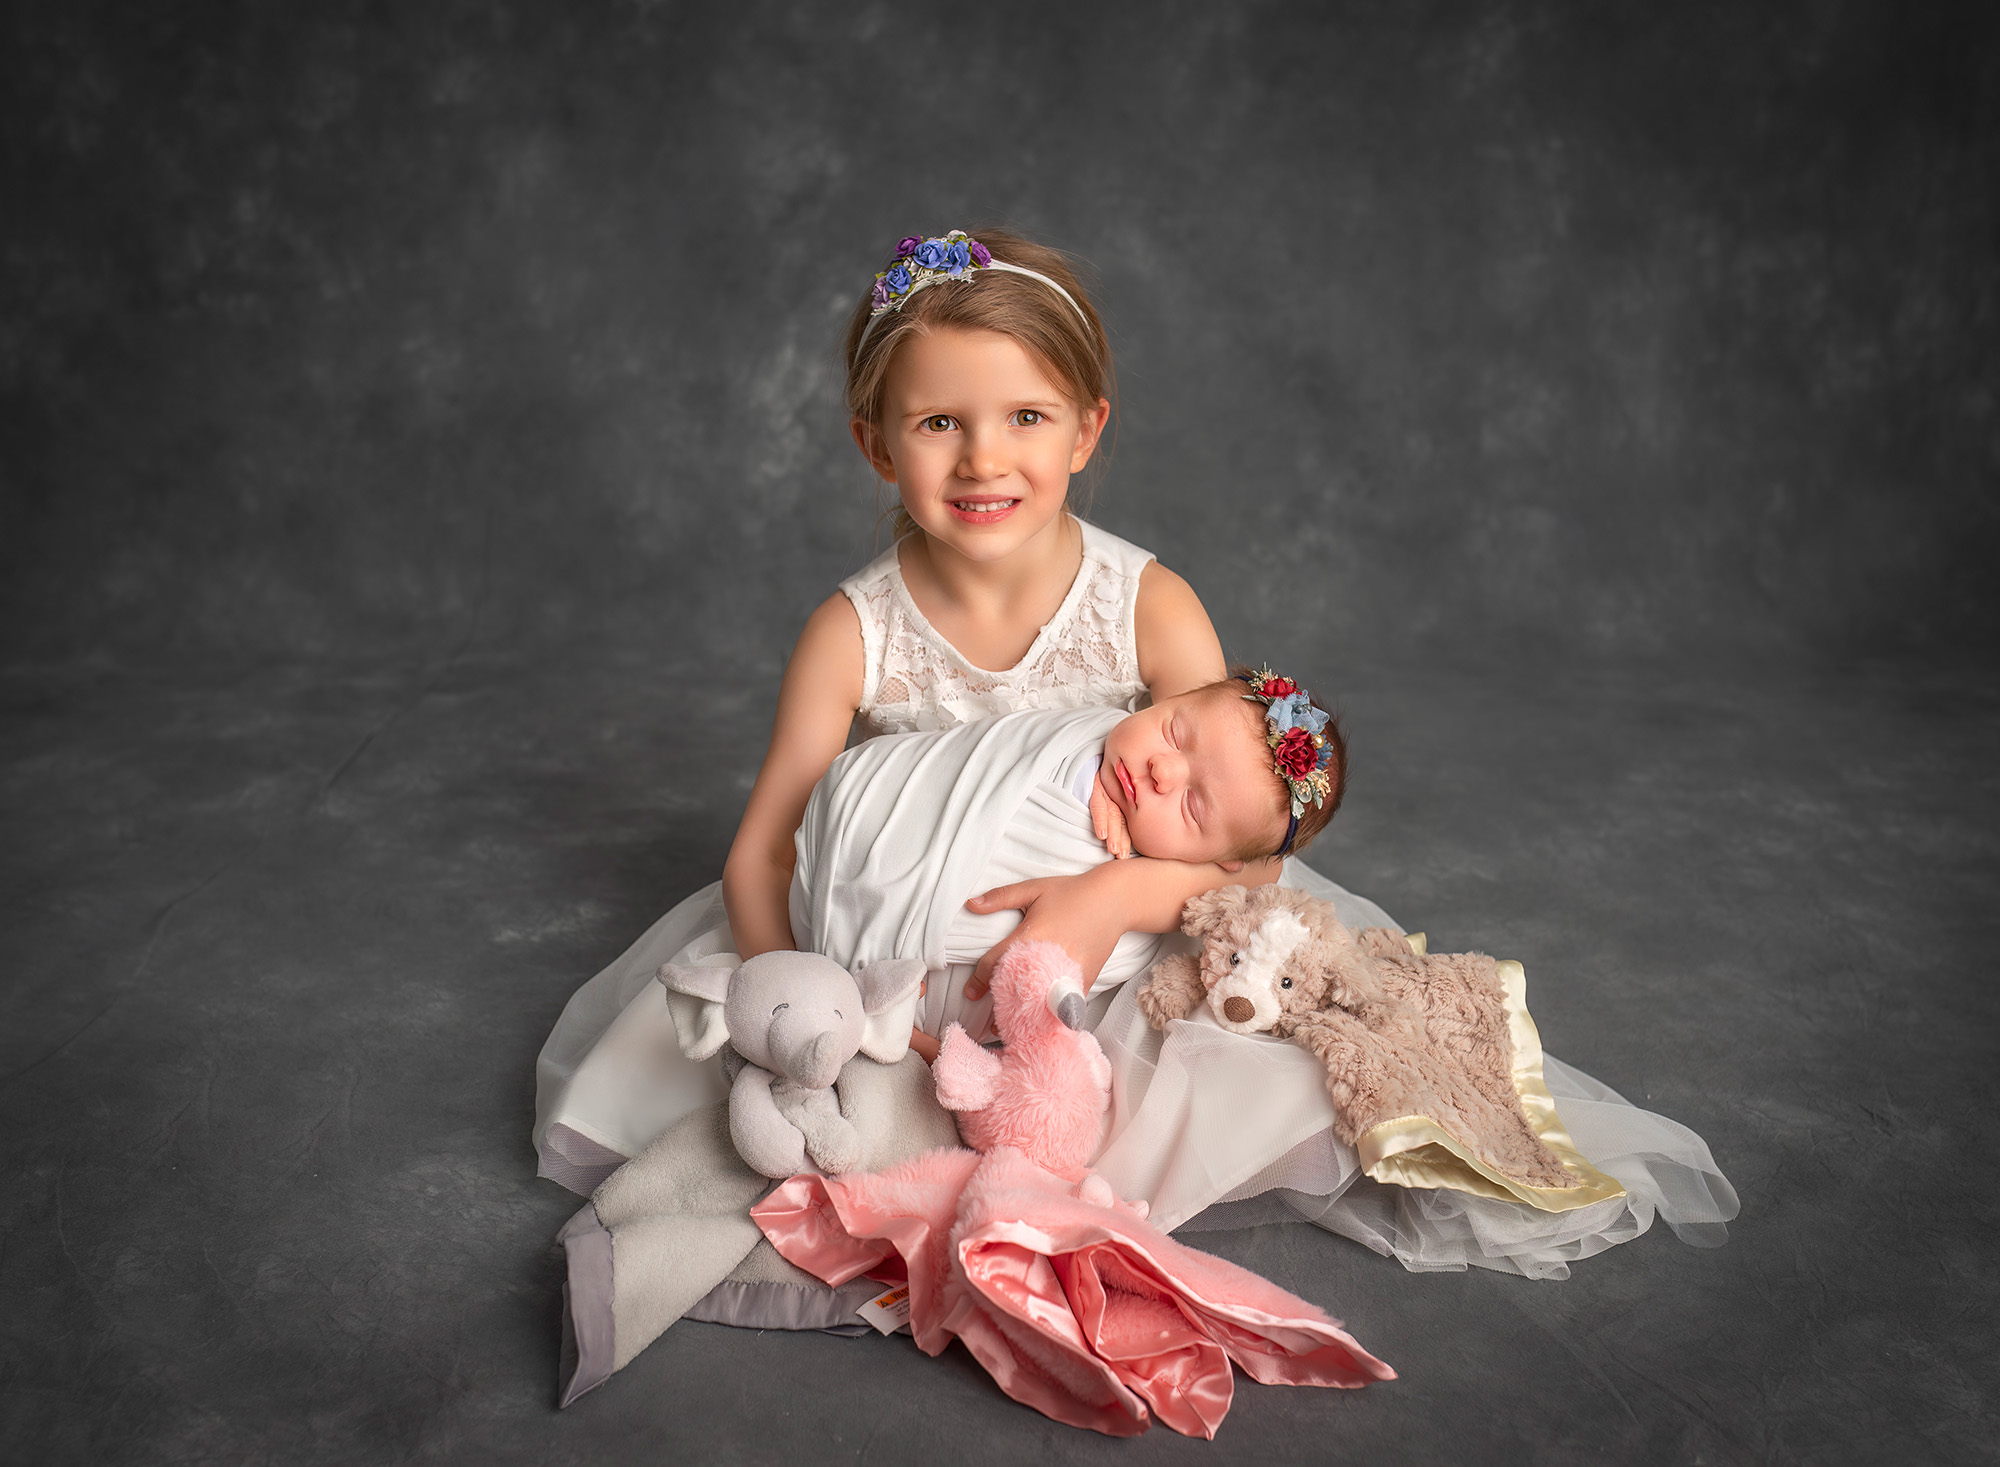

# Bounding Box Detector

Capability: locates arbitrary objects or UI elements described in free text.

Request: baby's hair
[841,228,1117,537]
[1196,671,1347,863]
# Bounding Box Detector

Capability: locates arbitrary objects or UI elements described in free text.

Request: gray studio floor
[3,643,1991,1464]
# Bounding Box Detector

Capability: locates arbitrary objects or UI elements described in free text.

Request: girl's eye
[924,415,954,433]
[1015,409,1043,426]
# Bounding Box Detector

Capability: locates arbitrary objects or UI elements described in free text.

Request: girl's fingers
[966,880,1042,913]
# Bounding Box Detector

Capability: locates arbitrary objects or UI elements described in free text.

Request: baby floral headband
[1238,667,1336,856]
[857,230,1092,350]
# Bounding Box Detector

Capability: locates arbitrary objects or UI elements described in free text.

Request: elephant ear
[852,958,928,1063]
[657,961,734,1061]
[1179,884,1250,941]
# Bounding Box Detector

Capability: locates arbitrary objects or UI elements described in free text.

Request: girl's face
[853,327,1108,565]
[1098,686,1287,865]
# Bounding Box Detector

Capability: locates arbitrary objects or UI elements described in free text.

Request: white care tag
[853,1285,912,1336]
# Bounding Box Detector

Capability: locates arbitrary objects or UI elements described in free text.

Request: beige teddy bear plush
[1137,883,1597,1203]
[1136,884,1419,1039]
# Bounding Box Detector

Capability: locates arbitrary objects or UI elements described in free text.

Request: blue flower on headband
[944,239,971,275]
[914,238,950,271]
[885,264,912,295]
[1265,693,1329,738]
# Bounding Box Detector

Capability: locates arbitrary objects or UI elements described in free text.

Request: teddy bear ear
[1180,884,1249,940]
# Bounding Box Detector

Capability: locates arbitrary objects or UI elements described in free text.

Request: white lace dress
[840,519,1155,735]
[531,521,1736,1276]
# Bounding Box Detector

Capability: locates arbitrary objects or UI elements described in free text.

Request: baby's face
[1097,686,1286,865]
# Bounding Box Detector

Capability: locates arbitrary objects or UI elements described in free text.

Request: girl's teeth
[954,500,1018,511]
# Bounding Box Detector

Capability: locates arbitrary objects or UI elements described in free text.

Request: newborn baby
[790,671,1342,1042]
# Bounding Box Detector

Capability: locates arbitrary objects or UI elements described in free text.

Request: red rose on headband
[1261,676,1297,698]
[1273,727,1318,779]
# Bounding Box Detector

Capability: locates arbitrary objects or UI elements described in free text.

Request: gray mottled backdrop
[5,6,2000,1465]
[6,1,1995,675]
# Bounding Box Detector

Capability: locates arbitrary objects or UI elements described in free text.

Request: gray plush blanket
[556,1051,960,1406]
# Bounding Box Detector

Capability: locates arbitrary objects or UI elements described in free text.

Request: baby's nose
[1150,751,1187,791]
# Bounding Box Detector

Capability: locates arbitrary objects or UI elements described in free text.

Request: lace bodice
[840,521,1154,737]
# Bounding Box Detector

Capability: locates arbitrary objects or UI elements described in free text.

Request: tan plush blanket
[1144,885,1624,1211]
[1293,929,1620,1207]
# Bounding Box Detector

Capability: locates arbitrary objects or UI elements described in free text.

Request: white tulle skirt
[532,860,1738,1276]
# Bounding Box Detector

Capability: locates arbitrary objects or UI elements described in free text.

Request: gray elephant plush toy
[657,951,928,1179]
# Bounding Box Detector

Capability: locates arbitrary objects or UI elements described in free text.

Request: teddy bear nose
[1222,997,1255,1024]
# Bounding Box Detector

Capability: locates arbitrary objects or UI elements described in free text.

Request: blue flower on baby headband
[1265,692,1329,739]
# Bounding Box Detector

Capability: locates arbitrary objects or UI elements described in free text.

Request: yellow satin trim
[1355,949,1625,1213]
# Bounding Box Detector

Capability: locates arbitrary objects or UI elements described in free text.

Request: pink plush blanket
[751,1146,1393,1438]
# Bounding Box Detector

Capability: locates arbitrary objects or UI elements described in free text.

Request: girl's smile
[948,497,1022,523]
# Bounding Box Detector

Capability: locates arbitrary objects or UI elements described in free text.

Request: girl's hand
[1088,776,1133,858]
[964,872,1127,1000]
[963,854,1281,1000]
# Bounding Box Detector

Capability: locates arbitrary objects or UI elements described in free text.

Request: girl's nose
[1149,750,1187,792]
[958,426,1007,480]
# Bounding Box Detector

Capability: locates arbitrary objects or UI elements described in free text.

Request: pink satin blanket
[751,1145,1394,1437]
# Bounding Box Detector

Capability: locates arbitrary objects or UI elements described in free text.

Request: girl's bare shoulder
[784,592,864,705]
[1134,560,1226,696]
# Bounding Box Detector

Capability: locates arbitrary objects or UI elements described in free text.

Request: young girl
[534,228,1392,1189]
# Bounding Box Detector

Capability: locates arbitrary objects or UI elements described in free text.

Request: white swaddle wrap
[791,704,1168,1043]
[536,706,1164,1172]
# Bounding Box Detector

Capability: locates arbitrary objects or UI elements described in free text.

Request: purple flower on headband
[913,238,950,270]
[944,239,970,275]
[896,236,920,257]
[968,238,992,268]
[870,278,890,309]
[885,264,912,295]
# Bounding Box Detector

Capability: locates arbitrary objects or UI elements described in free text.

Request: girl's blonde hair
[841,228,1116,539]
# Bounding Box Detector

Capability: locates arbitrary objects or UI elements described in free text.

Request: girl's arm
[721,594,864,959]
[963,562,1256,996]
[965,856,1283,994]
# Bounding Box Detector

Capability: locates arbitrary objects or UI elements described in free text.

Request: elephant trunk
[785,1029,846,1091]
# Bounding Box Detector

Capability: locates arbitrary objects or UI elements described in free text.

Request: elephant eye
[772,1003,789,1014]
[1230,952,1241,966]
[833,1010,843,1020]
[1281,977,1292,989]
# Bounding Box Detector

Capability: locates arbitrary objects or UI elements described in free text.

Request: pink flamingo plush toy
[930,940,1111,1179]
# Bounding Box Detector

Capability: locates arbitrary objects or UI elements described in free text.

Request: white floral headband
[856,230,1092,351]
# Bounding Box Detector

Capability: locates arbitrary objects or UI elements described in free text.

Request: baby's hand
[1088,776,1133,859]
